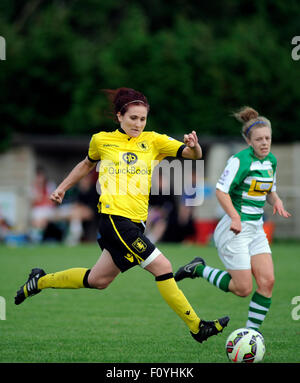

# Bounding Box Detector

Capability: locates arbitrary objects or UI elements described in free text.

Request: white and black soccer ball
[225,328,265,363]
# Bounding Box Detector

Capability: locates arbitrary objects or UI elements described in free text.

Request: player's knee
[230,277,252,297]
[235,285,252,297]
[88,276,113,290]
[266,276,275,291]
[258,275,275,294]
[95,281,110,290]
[96,281,111,290]
[156,254,172,274]
[145,253,172,276]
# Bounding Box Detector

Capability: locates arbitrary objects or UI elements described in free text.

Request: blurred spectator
[30,166,99,245]
[177,170,198,242]
[177,200,196,242]
[145,172,177,243]
[64,171,99,246]
[0,211,11,242]
[30,166,57,243]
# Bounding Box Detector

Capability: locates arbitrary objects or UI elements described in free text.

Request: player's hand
[230,216,242,235]
[183,131,198,148]
[272,199,291,218]
[50,188,65,205]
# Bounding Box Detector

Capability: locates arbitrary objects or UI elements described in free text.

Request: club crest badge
[132,238,147,253]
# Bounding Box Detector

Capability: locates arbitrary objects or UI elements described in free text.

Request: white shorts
[31,206,55,221]
[31,204,74,222]
[213,214,271,270]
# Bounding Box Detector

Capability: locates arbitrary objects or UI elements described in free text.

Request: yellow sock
[156,273,200,334]
[38,268,90,290]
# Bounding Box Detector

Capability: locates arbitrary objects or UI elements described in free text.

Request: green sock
[246,291,271,330]
[195,264,231,292]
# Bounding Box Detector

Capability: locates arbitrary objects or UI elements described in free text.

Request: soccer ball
[225,328,265,363]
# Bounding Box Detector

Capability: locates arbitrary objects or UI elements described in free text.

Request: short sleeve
[87,134,100,162]
[270,155,277,192]
[216,157,241,193]
[271,171,277,192]
[153,133,184,160]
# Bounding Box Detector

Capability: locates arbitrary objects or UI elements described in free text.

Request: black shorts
[97,214,160,272]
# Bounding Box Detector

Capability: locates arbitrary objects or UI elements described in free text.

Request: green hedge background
[0,0,299,150]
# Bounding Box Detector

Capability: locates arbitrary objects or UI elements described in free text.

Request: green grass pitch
[0,242,299,363]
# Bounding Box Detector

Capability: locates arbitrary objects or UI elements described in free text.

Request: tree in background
[0,0,299,151]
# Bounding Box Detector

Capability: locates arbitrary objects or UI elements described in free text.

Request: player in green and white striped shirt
[175,106,291,331]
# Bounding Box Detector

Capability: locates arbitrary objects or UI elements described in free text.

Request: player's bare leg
[88,249,120,289]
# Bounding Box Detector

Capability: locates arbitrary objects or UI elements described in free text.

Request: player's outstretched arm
[50,157,96,204]
[216,189,242,234]
[182,131,202,159]
[267,191,291,218]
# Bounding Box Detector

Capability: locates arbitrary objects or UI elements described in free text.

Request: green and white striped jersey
[216,146,277,222]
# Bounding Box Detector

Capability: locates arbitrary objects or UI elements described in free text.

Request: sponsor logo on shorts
[124,253,134,263]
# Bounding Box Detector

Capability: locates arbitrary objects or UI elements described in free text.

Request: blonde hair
[233,106,271,140]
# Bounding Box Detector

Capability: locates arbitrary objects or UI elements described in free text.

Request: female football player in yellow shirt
[15,88,229,343]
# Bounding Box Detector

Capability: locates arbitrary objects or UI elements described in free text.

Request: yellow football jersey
[88,128,185,221]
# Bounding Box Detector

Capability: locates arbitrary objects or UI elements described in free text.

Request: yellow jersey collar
[117,128,132,140]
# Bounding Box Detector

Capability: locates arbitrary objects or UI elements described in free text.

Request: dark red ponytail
[102,87,150,118]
